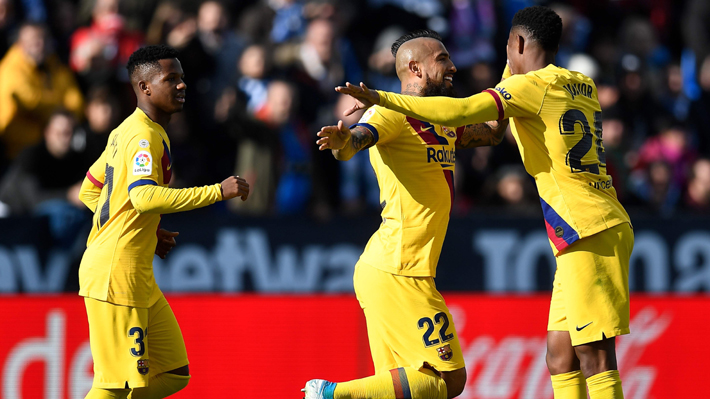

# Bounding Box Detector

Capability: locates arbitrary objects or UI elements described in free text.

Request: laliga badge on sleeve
[133,151,153,176]
[359,108,376,123]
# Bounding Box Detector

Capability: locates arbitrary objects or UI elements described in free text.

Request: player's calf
[302,367,447,399]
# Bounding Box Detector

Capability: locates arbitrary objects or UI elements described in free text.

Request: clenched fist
[220,176,250,201]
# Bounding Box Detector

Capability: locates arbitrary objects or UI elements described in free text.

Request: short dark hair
[391,29,443,58]
[511,6,562,52]
[126,45,180,80]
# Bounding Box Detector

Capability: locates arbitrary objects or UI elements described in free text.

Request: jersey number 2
[559,109,606,174]
[98,164,114,228]
[418,312,454,347]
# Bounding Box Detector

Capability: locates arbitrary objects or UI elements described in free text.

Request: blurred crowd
[0,0,709,233]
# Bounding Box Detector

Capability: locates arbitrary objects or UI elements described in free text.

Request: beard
[423,76,457,97]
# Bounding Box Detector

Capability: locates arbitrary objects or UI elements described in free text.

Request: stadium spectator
[601,114,632,202]
[0,0,707,220]
[276,18,362,124]
[0,110,87,242]
[486,165,538,216]
[145,1,185,46]
[269,0,306,44]
[0,22,83,166]
[69,0,143,81]
[0,0,17,58]
[634,126,696,188]
[72,85,121,166]
[237,43,272,114]
[630,160,682,216]
[682,0,710,71]
[195,1,244,88]
[323,95,376,217]
[365,26,403,94]
[684,158,710,213]
[256,80,311,214]
[447,0,497,67]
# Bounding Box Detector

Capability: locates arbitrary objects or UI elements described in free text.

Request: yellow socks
[84,388,130,399]
[550,370,587,399]
[334,367,447,399]
[587,370,624,399]
[128,373,190,399]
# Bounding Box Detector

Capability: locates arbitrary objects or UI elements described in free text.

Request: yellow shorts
[548,223,634,346]
[84,289,188,389]
[354,261,465,374]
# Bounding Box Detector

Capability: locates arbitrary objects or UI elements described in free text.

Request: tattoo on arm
[333,126,375,161]
[350,126,375,151]
[456,119,509,149]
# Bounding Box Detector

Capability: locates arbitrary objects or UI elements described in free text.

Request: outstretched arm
[456,119,510,149]
[129,176,249,214]
[336,82,502,128]
[316,120,375,161]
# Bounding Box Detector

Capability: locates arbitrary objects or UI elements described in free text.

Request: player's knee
[442,368,466,398]
[546,348,574,375]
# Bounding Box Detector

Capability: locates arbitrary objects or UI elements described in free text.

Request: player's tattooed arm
[456,119,510,149]
[316,121,375,161]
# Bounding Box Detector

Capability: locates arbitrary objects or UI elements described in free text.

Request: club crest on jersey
[133,151,152,176]
[137,359,149,375]
[441,126,456,138]
[437,344,453,361]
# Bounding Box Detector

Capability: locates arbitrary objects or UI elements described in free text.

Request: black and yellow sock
[333,367,446,399]
[550,370,586,399]
[127,373,190,399]
[587,370,623,399]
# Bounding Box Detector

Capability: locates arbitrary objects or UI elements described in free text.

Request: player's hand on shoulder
[335,82,379,116]
[316,120,351,151]
[155,229,179,259]
[221,175,250,201]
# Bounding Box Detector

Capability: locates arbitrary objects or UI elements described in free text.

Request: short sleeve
[350,105,404,146]
[483,74,546,119]
[125,131,161,193]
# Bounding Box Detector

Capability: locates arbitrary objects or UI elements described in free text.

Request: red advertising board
[0,295,707,398]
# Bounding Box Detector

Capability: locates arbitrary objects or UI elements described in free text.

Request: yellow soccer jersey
[354,105,461,277]
[79,108,222,307]
[377,65,631,255]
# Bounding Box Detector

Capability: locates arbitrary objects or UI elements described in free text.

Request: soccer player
[303,30,508,399]
[78,45,250,399]
[337,7,633,399]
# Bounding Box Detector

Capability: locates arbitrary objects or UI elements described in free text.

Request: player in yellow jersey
[337,7,633,399]
[78,45,250,399]
[303,30,508,399]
